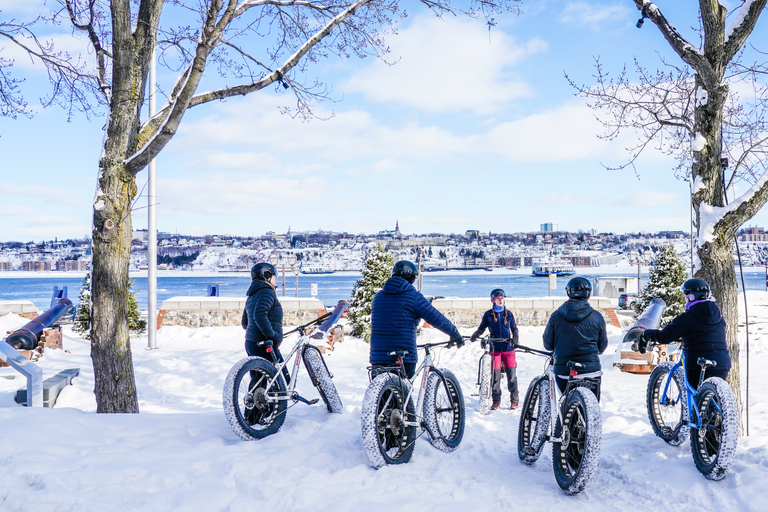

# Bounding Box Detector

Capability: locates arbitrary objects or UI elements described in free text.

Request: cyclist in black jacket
[542,277,608,401]
[640,278,730,388]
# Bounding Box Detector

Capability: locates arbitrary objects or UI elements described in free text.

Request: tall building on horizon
[540,222,557,232]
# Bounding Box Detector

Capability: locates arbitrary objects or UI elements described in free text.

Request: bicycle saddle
[697,357,717,369]
[388,350,409,360]
[257,340,274,348]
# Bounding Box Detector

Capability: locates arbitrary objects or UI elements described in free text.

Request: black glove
[448,330,465,349]
[470,332,479,342]
[481,339,488,350]
[637,337,648,354]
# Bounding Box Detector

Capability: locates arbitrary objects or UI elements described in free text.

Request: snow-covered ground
[0,292,766,511]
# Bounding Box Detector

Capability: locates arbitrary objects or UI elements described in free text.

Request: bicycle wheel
[424,369,466,453]
[302,344,343,413]
[646,361,689,446]
[478,353,493,415]
[517,375,551,465]
[552,387,602,495]
[690,377,739,480]
[361,373,416,468]
[223,356,287,440]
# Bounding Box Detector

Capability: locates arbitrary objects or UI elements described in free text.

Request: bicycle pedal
[292,393,319,405]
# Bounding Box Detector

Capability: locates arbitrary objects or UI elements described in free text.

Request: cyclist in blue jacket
[370,260,464,379]
[470,288,520,410]
[640,278,731,388]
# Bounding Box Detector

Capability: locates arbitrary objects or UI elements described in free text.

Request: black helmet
[490,288,505,300]
[392,260,418,284]
[251,262,277,281]
[682,278,710,301]
[566,276,591,300]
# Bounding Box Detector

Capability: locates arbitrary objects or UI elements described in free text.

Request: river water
[1,267,767,311]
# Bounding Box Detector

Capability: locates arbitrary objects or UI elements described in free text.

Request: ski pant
[491,351,518,403]
[555,373,602,402]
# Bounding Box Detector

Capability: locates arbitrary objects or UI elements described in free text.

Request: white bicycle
[223,300,347,440]
[361,340,466,468]
[516,343,602,495]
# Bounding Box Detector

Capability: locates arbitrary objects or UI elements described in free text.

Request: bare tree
[6,0,520,413]
[568,0,768,421]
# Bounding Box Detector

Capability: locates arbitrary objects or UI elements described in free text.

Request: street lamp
[292,265,300,297]
[286,253,297,297]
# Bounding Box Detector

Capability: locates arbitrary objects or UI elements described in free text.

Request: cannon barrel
[622,298,666,351]
[4,298,74,351]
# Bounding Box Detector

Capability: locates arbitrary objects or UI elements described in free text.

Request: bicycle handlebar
[283,310,333,337]
[514,343,553,359]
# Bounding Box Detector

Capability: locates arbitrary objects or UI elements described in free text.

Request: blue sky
[1,0,766,242]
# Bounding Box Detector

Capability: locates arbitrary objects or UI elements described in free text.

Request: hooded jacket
[542,299,608,374]
[242,279,283,346]
[644,300,729,370]
[369,276,459,365]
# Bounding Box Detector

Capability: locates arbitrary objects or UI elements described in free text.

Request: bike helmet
[392,260,418,284]
[490,288,505,300]
[566,276,591,300]
[682,278,710,301]
[251,262,277,281]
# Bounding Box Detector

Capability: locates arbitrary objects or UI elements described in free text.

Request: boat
[532,259,575,276]
[300,265,335,274]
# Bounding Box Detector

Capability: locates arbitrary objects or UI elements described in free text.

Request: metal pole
[637,259,641,295]
[147,46,158,350]
[295,272,299,298]
[282,264,286,297]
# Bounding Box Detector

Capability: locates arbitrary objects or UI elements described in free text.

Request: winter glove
[470,331,480,342]
[448,330,465,349]
[481,339,488,350]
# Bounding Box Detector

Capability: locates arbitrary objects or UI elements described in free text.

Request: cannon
[614,298,675,375]
[622,297,666,352]
[5,298,75,351]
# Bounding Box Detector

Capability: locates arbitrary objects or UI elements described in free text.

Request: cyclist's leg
[403,362,417,380]
[685,353,703,389]
[500,352,519,404]
[491,352,503,404]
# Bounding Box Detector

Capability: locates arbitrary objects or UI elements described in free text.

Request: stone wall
[0,300,39,319]
[431,296,619,328]
[158,297,326,329]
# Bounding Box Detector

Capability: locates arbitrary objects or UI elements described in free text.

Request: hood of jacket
[687,300,724,325]
[558,299,595,322]
[246,279,275,297]
[381,276,413,295]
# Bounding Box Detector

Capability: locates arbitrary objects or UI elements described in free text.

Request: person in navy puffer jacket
[242,263,284,363]
[470,288,520,410]
[370,260,464,378]
[640,278,731,388]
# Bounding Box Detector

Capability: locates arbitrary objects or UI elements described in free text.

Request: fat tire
[646,361,689,446]
[223,356,287,440]
[518,376,551,465]
[302,345,343,413]
[478,354,493,415]
[690,377,738,480]
[424,369,466,453]
[552,387,602,495]
[361,373,416,468]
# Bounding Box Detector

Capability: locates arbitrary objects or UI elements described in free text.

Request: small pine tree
[349,244,395,342]
[633,245,687,326]
[74,274,147,338]
[74,273,92,339]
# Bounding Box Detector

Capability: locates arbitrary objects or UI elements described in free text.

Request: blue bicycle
[645,344,738,480]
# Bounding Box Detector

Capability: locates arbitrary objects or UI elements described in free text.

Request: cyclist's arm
[415,293,458,336]
[542,312,558,351]
[645,312,690,344]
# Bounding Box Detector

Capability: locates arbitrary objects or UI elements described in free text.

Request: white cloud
[340,15,546,114]
[559,2,631,28]
[0,183,81,205]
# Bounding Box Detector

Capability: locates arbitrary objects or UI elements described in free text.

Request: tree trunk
[90,152,140,413]
[697,240,741,423]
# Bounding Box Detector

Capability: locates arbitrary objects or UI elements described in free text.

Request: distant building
[741,226,768,241]
[0,261,11,271]
[55,260,89,271]
[540,222,557,232]
[22,261,52,271]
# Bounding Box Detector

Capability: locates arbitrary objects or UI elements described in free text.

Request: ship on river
[532,259,575,276]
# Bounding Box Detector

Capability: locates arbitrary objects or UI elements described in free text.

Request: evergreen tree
[74,274,146,338]
[633,245,687,326]
[74,273,92,339]
[348,244,395,342]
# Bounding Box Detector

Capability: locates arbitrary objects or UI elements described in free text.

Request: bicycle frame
[659,346,722,429]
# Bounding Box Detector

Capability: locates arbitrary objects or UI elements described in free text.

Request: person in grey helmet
[542,276,608,401]
[242,262,285,367]
[370,260,465,379]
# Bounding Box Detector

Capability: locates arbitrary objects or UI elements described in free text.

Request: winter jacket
[370,276,459,365]
[242,279,283,347]
[542,299,608,375]
[643,300,730,372]
[472,308,519,352]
